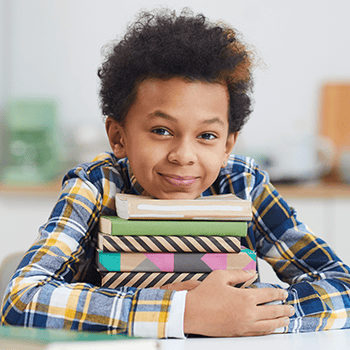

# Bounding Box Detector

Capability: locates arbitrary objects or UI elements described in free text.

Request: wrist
[183,290,202,335]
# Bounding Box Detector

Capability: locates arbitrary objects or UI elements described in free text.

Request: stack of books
[95,194,257,289]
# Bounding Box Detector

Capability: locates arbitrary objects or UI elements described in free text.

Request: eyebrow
[146,110,225,126]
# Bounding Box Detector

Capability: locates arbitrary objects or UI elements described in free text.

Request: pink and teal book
[96,248,256,273]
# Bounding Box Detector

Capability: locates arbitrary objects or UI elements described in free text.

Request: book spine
[100,271,257,289]
[124,201,252,220]
[115,195,129,220]
[99,217,248,237]
[98,234,241,253]
[96,250,256,273]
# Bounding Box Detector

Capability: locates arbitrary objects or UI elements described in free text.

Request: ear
[222,132,238,168]
[105,117,127,158]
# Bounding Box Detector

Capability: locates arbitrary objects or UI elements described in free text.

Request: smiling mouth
[161,174,198,187]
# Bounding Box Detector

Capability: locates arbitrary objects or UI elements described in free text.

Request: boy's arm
[247,169,350,333]
[163,269,293,336]
[170,163,350,336]
[0,161,174,338]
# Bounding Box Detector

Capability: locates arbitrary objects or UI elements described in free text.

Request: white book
[115,193,252,221]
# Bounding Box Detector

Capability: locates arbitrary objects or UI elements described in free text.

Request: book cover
[96,248,256,273]
[99,216,248,237]
[0,325,158,350]
[100,271,258,289]
[98,233,241,253]
[115,193,252,220]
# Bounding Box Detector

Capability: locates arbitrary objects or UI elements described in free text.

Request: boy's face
[106,77,237,199]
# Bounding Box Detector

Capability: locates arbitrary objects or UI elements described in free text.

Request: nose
[167,138,197,165]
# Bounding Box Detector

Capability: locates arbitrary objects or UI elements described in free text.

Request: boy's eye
[151,128,171,136]
[198,133,217,140]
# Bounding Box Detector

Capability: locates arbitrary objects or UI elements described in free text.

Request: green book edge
[0,325,136,344]
[100,216,248,237]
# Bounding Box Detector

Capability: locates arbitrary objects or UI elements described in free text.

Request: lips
[161,174,198,187]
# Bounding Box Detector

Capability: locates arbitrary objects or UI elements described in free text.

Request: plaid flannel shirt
[1,152,350,335]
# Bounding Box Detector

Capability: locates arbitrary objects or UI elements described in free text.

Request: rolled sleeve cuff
[166,290,187,339]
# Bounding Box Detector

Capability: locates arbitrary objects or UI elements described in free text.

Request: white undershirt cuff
[166,290,187,339]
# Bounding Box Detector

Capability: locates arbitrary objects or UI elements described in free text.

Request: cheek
[201,149,226,176]
[128,142,163,174]
[132,135,161,154]
[205,164,222,181]
[140,138,169,160]
[202,146,226,165]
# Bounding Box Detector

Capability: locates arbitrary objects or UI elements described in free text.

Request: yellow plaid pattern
[1,152,350,335]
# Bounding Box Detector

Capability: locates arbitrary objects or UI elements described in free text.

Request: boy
[1,8,350,338]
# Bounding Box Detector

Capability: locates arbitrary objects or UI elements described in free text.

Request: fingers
[183,272,295,337]
[159,280,202,291]
[256,304,295,321]
[239,305,294,337]
[249,315,290,335]
[253,287,289,305]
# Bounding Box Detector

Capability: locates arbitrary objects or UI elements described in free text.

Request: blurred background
[1,0,350,184]
[0,0,350,288]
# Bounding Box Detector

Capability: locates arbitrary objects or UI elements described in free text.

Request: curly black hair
[98,8,254,134]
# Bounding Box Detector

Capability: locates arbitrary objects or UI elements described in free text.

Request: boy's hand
[162,269,294,337]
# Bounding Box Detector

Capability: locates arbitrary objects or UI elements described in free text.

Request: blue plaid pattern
[1,152,350,335]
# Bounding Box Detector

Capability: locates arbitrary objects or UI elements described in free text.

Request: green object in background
[2,99,63,185]
[0,325,156,350]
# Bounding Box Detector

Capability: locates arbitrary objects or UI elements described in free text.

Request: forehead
[128,77,230,119]
[137,77,228,98]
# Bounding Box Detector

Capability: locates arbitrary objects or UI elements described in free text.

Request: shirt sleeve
[0,160,175,338]
[246,167,350,332]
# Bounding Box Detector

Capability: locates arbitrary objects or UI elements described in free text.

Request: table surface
[158,329,350,350]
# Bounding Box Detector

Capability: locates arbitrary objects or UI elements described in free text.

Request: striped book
[96,248,256,273]
[98,234,241,253]
[99,216,248,237]
[100,271,258,289]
